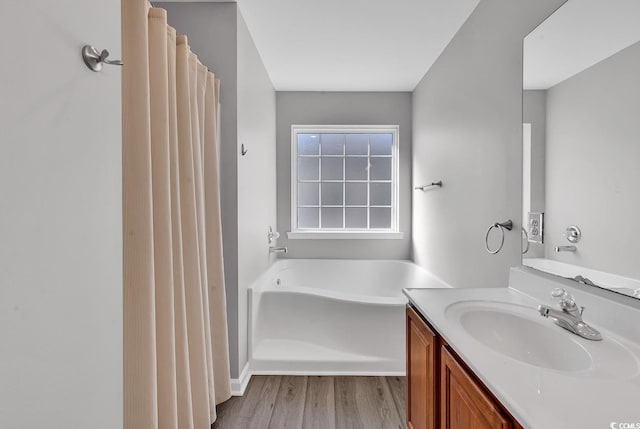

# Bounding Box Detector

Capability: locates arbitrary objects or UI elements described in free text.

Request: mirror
[522,0,640,299]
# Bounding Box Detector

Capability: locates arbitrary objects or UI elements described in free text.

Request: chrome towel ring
[485,220,513,254]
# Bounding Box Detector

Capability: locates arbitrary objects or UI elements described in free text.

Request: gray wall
[236,12,277,377]
[411,0,566,288]
[276,92,412,260]
[523,90,547,257]
[544,41,640,279]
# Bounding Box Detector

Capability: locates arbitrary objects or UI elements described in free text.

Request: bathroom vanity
[404,267,640,429]
[406,305,522,429]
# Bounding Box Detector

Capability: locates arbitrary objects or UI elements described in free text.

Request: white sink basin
[446,301,592,372]
[445,300,640,378]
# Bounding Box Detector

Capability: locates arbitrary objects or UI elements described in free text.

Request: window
[289,125,401,239]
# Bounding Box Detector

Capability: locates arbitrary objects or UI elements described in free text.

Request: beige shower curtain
[122,2,231,428]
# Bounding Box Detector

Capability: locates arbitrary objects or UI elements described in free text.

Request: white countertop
[403,286,640,429]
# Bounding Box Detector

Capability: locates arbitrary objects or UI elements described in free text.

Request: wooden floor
[213,376,407,429]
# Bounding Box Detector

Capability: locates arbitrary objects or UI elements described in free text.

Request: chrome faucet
[269,247,287,254]
[537,288,602,341]
[555,245,577,253]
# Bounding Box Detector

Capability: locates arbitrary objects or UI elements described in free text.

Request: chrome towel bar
[414,181,443,191]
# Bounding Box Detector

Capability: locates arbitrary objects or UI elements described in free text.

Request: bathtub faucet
[555,245,576,253]
[269,247,287,254]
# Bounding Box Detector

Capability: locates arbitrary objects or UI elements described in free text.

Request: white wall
[412,0,566,288]
[0,0,122,427]
[544,41,640,279]
[276,92,412,260]
[236,11,277,375]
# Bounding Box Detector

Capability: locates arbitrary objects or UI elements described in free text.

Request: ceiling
[236,0,479,91]
[156,0,479,91]
[524,0,640,90]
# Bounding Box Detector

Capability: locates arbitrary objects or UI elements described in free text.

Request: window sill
[287,231,404,240]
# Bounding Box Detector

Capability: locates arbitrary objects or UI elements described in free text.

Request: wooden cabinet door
[440,346,511,429]
[406,307,438,429]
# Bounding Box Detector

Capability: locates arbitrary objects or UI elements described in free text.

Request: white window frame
[288,124,403,240]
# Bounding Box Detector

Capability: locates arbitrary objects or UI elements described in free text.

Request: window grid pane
[366,134,370,228]
[318,152,322,227]
[298,206,392,208]
[298,154,391,158]
[342,155,346,228]
[296,131,395,231]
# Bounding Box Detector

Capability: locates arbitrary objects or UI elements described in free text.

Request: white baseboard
[230,362,251,396]
[229,362,406,396]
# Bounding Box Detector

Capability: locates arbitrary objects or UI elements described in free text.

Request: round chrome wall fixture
[485,220,513,254]
[565,225,582,243]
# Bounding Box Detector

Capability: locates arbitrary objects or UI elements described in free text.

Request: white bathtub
[248,259,450,375]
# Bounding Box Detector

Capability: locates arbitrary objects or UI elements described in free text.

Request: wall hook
[241,144,248,156]
[82,45,122,72]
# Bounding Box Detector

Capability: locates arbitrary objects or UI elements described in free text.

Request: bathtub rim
[251,258,451,298]
[254,286,408,306]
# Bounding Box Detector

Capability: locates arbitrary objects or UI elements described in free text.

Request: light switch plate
[528,212,544,244]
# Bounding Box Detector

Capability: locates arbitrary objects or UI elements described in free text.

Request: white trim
[230,362,251,396]
[290,125,401,237]
[230,364,406,397]
[287,231,403,240]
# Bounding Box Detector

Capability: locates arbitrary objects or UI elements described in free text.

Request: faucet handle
[551,288,576,309]
[267,226,280,244]
[551,287,568,298]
